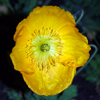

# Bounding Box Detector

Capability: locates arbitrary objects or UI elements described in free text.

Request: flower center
[40,44,50,52]
[25,27,62,72]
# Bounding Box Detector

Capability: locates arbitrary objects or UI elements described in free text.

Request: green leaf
[82,54,100,83]
[32,92,58,100]
[0,0,14,12]
[58,85,77,100]
[3,88,21,100]
[22,0,37,14]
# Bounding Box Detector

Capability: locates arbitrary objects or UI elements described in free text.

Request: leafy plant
[3,85,77,100]
[0,0,37,14]
[61,0,100,32]
[82,54,100,83]
[0,0,14,12]
[14,0,37,14]
[3,88,21,100]
[58,85,77,100]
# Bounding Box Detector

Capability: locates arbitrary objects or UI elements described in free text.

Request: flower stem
[82,30,100,47]
[75,44,98,76]
[75,9,84,25]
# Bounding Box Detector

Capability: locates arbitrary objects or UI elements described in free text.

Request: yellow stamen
[25,27,62,71]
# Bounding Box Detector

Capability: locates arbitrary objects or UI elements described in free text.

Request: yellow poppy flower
[10,6,91,96]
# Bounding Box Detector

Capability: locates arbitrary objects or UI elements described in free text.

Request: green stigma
[40,44,50,52]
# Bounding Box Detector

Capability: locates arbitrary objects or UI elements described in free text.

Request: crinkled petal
[10,6,91,96]
[59,25,91,67]
[21,63,76,96]
[14,6,75,41]
[10,27,34,74]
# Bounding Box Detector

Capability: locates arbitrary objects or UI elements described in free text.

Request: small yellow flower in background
[10,6,91,96]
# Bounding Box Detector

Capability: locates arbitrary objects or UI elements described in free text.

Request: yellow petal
[59,25,91,67]
[14,6,75,41]
[10,26,34,74]
[21,63,76,96]
[10,6,91,96]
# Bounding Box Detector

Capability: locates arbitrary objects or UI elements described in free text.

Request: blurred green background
[0,0,100,100]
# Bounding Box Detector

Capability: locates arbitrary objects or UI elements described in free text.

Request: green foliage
[82,54,100,83]
[1,0,100,32]
[32,93,58,100]
[3,88,21,100]
[3,85,77,100]
[58,85,77,100]
[0,0,37,14]
[0,0,14,12]
[15,0,37,14]
[0,0,51,15]
[61,0,100,32]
